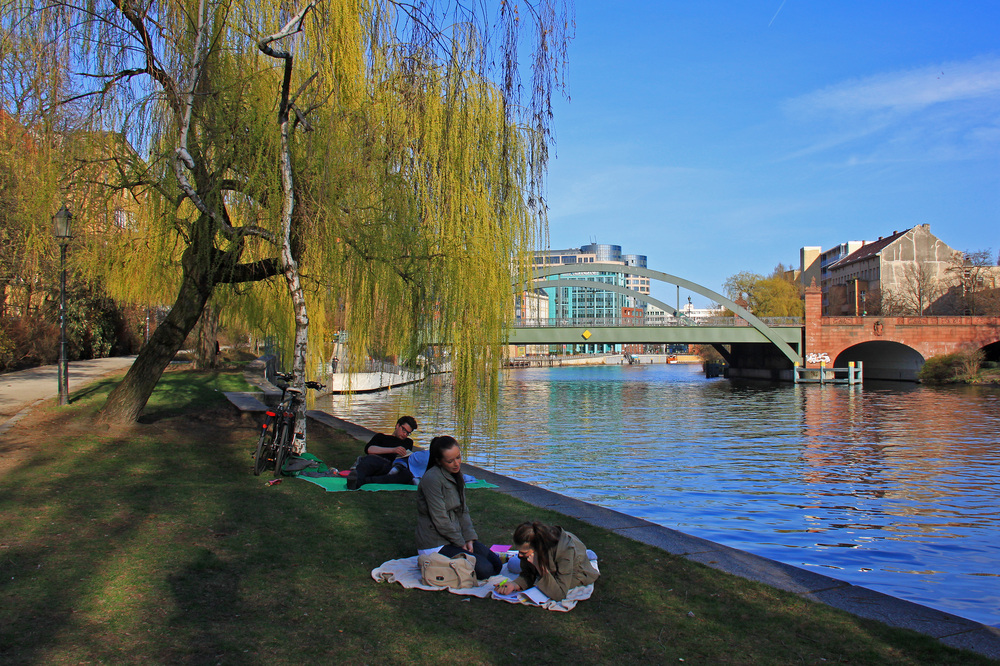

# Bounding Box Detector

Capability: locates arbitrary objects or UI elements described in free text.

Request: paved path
[0,357,136,432]
[310,409,1000,660]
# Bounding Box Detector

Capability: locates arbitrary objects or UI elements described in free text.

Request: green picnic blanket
[297,475,497,492]
[288,452,497,492]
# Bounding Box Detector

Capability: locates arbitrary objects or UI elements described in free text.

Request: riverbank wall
[246,354,443,396]
[305,409,1000,659]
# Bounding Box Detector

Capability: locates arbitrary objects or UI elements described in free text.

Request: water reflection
[320,364,1000,626]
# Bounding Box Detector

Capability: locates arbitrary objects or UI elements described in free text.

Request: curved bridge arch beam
[528,263,802,365]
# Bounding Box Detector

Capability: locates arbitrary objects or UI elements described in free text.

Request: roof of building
[828,228,911,269]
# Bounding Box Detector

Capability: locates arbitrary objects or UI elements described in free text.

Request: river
[318,363,1000,627]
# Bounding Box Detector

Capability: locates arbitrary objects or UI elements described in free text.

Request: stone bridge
[804,283,1000,381]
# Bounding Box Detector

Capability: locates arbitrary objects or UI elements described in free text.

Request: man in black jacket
[347,416,418,489]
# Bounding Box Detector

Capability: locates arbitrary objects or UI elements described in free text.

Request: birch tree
[2,1,572,440]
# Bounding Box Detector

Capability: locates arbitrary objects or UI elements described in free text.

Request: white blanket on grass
[370,555,599,612]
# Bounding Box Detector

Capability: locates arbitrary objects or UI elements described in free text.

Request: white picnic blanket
[371,555,599,612]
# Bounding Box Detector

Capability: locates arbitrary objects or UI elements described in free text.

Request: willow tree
[0,23,71,326]
[2,1,572,437]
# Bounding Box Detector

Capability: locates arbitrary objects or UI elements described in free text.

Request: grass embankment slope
[0,368,993,665]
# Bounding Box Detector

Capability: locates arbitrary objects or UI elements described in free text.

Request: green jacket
[415,465,478,550]
[513,529,599,601]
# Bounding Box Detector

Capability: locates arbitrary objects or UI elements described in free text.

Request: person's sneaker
[346,470,359,490]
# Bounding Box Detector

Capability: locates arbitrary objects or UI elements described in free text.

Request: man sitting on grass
[347,416,418,489]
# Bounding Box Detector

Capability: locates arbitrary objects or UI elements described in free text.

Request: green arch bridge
[509,263,803,365]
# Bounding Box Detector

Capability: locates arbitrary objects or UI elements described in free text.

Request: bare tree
[946,249,1000,315]
[886,263,944,315]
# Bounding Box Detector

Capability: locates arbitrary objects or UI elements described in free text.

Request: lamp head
[52,205,73,243]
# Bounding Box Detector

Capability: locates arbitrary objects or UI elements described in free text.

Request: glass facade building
[531,243,650,353]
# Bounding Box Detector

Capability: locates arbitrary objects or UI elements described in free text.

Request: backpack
[418,552,476,589]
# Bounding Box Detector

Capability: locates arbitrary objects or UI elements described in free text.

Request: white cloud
[785,57,1000,116]
[777,57,1000,165]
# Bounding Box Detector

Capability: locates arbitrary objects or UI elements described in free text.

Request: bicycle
[253,372,325,477]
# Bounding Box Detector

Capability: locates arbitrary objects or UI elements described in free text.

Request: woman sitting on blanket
[416,436,501,580]
[495,521,599,601]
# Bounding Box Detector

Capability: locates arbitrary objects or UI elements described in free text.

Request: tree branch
[110,0,183,114]
[219,257,283,284]
[168,0,237,241]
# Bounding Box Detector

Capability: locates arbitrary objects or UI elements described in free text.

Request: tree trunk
[98,256,212,423]
[194,304,219,369]
[284,260,309,453]
[259,10,314,453]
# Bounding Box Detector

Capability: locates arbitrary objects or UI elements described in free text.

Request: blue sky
[542,2,1000,305]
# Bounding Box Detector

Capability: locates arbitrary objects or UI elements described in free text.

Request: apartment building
[804,224,986,316]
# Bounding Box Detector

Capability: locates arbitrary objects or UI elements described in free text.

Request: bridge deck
[508,324,802,346]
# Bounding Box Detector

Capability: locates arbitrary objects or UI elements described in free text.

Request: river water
[318,363,1000,627]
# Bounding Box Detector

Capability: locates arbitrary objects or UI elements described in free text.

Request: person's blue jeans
[439,541,501,580]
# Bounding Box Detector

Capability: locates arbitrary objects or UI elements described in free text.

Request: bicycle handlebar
[272,372,325,392]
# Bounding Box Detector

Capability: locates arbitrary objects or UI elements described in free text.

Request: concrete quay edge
[307,409,1000,660]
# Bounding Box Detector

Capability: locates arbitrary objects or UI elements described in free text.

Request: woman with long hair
[416,436,501,580]
[494,521,599,601]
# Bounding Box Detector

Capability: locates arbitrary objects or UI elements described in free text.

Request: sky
[541,1,1000,305]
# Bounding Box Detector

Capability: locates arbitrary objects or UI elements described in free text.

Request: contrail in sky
[769,0,787,27]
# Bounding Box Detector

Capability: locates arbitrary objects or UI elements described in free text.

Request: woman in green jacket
[416,436,501,580]
[495,521,599,601]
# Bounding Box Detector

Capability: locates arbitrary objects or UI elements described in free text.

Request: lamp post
[52,205,73,406]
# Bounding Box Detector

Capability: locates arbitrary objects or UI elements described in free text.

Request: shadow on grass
[0,411,398,662]
[0,369,993,664]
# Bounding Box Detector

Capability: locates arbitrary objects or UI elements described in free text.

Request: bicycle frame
[252,372,324,477]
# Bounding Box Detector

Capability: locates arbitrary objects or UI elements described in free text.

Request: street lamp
[52,205,73,406]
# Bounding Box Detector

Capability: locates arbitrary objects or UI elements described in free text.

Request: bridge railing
[699,316,803,327]
[511,316,803,328]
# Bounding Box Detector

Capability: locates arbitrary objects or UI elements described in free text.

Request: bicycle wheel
[273,421,292,478]
[253,418,273,476]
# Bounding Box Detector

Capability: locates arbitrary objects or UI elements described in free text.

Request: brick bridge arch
[804,283,1000,380]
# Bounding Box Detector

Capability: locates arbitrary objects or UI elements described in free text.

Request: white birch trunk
[260,4,316,454]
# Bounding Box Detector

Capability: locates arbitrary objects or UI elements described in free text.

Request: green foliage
[722,266,804,318]
[0,283,141,371]
[62,285,140,359]
[4,1,572,431]
[919,353,963,384]
[0,110,61,300]
[918,349,984,384]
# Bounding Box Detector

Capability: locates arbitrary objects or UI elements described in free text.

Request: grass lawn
[0,368,994,665]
